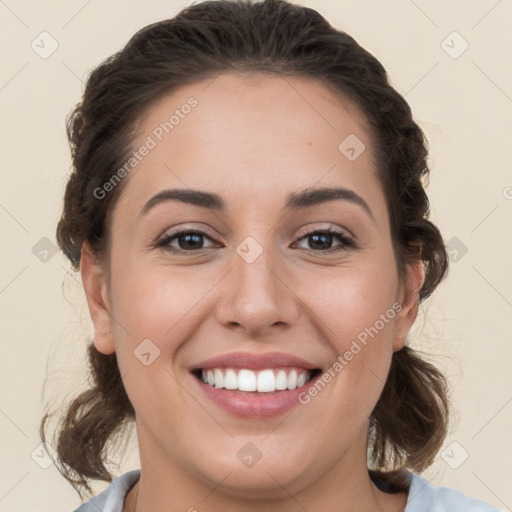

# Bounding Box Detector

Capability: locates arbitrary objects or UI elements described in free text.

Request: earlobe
[393,255,425,352]
[80,240,116,355]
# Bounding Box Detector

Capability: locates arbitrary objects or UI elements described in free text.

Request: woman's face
[82,72,422,499]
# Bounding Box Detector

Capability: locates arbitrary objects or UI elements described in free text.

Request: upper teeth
[201,368,312,392]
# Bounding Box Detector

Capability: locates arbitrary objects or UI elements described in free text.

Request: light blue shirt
[74,469,503,511]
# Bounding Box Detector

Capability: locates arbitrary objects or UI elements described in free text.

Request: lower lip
[192,372,321,419]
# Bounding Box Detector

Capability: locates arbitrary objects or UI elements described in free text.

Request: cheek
[112,263,215,342]
[301,257,399,407]
[108,264,211,419]
[305,260,399,348]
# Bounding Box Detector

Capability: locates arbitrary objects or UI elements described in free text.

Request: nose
[214,239,300,337]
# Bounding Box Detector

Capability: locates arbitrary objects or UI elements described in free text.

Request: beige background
[1,0,511,510]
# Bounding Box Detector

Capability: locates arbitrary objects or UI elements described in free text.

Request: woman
[40,0,502,510]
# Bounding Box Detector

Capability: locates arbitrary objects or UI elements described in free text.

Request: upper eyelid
[159,225,350,239]
[298,225,351,238]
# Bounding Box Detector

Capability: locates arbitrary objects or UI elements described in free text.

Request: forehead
[113,71,384,220]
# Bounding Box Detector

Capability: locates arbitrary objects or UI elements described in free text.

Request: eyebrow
[139,186,375,222]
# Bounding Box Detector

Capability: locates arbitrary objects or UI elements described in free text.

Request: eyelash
[154,226,357,255]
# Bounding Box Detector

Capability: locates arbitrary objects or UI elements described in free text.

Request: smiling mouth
[191,367,322,394]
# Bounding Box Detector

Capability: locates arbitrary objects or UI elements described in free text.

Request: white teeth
[257,369,275,392]
[199,368,313,392]
[238,369,257,391]
[224,369,238,390]
[288,369,297,390]
[214,368,223,389]
[297,371,307,388]
[275,370,288,390]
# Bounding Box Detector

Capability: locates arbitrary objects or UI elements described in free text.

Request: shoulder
[405,472,504,512]
[73,470,141,512]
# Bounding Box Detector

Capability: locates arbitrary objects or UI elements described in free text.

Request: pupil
[310,233,331,250]
[179,233,203,250]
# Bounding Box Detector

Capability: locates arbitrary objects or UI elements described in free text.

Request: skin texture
[81,72,423,512]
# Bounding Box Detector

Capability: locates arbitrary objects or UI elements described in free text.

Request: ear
[80,240,115,355]
[393,251,425,352]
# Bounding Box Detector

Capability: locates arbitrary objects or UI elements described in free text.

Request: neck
[124,430,408,512]
[126,472,406,512]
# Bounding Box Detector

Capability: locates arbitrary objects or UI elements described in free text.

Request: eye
[155,230,219,252]
[154,227,356,254]
[293,227,356,253]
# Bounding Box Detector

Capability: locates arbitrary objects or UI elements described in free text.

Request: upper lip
[190,351,320,371]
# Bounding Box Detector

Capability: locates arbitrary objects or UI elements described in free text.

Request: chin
[192,440,318,499]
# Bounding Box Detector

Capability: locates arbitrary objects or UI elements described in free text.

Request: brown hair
[40,0,450,499]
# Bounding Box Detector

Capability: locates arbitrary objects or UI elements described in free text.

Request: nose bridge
[215,233,299,334]
[236,236,279,298]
